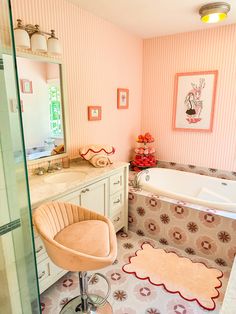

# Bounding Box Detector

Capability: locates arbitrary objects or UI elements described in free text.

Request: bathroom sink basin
[44,171,86,184]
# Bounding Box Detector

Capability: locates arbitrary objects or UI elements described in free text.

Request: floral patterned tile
[40,231,230,314]
[157,161,236,181]
[128,191,236,267]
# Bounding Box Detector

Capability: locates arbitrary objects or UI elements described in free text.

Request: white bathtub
[139,168,236,212]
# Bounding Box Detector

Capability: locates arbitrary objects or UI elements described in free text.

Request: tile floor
[40,231,231,314]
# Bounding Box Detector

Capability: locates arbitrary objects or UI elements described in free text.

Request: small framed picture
[117,88,129,109]
[20,79,33,94]
[88,106,102,121]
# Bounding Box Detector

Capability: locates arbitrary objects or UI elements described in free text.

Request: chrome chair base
[60,271,112,314]
[60,294,113,314]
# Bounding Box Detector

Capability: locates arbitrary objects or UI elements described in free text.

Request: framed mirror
[2,54,67,163]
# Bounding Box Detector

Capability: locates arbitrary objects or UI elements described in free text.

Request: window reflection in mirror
[3,55,65,161]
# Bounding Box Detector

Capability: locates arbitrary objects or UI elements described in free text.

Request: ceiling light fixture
[199,2,230,23]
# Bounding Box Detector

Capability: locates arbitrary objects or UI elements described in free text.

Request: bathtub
[139,168,236,212]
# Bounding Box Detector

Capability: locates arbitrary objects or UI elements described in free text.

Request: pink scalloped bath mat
[122,243,223,310]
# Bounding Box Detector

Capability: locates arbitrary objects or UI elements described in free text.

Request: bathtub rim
[139,167,236,213]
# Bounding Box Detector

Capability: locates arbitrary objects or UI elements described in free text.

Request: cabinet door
[80,179,108,216]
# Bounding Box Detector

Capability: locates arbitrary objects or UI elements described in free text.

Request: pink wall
[11,1,236,171]
[12,0,143,162]
[142,25,236,171]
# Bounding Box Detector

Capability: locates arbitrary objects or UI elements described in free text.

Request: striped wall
[11,0,143,162]
[10,1,236,171]
[142,24,236,171]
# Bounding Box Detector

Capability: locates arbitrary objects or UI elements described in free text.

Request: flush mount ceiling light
[199,2,230,23]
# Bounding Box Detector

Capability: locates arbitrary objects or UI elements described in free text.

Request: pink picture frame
[20,79,33,94]
[88,106,102,121]
[117,88,129,109]
[172,71,218,132]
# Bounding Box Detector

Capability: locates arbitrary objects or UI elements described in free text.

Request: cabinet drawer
[109,191,124,216]
[37,259,50,283]
[110,172,123,195]
[50,260,64,276]
[35,236,46,257]
[111,211,123,232]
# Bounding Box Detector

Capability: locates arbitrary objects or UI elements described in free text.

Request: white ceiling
[69,0,236,38]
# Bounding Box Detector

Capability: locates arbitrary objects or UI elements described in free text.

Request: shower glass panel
[0,0,41,313]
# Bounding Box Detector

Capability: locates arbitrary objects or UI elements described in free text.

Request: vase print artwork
[185,78,205,124]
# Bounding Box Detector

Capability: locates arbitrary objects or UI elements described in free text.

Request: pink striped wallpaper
[11,1,236,171]
[11,0,143,162]
[142,25,236,171]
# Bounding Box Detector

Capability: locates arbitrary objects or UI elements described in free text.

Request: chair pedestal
[60,272,113,314]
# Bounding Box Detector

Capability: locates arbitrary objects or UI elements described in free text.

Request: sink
[44,171,86,184]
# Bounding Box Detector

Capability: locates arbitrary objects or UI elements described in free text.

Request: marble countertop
[29,160,129,208]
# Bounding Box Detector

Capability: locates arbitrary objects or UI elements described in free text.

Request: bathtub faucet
[132,169,149,189]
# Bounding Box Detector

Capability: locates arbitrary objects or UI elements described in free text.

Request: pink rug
[123,243,223,310]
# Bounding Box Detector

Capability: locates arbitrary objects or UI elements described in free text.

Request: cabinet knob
[81,188,90,193]
[38,271,46,280]
[36,245,43,254]
[113,217,120,222]
[113,199,121,204]
[113,180,120,185]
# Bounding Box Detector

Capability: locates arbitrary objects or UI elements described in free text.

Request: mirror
[3,54,66,162]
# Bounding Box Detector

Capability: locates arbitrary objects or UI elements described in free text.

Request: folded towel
[89,155,111,168]
[52,144,65,155]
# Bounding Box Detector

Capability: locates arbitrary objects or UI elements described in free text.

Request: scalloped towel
[89,155,110,167]
[79,145,115,168]
[123,243,223,311]
[80,145,115,159]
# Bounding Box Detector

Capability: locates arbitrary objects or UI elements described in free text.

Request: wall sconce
[14,19,61,55]
[199,2,230,23]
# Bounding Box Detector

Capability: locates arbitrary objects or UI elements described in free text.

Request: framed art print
[117,88,129,109]
[20,79,33,94]
[173,71,218,132]
[88,106,102,121]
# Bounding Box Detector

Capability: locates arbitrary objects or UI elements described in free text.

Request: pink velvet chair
[33,201,117,314]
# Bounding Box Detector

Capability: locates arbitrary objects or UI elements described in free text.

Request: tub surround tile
[157,160,236,181]
[128,189,236,267]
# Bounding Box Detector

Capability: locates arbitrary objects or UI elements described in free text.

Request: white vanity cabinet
[60,178,109,216]
[32,163,128,293]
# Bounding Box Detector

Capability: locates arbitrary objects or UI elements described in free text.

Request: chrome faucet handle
[34,167,46,176]
[54,162,62,170]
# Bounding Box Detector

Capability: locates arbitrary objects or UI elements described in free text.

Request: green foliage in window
[49,85,62,137]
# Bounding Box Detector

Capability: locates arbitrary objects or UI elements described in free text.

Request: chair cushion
[54,220,110,257]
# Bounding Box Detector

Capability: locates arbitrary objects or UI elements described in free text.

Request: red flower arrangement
[136,132,154,144]
[131,132,157,171]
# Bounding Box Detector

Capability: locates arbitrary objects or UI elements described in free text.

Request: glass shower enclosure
[0,0,41,313]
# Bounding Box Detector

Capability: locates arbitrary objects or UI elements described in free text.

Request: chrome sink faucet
[34,167,46,176]
[33,161,62,176]
[132,169,150,189]
[47,161,54,173]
